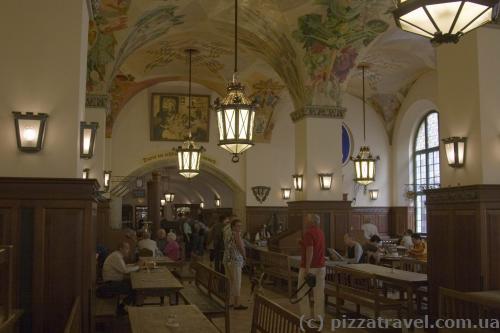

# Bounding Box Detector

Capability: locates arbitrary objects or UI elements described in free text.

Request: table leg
[407,286,414,317]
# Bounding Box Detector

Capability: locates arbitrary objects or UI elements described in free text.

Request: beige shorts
[224,262,242,297]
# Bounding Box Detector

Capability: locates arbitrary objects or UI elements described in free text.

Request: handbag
[290,273,316,304]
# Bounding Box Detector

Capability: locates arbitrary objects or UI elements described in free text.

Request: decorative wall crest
[252,186,271,204]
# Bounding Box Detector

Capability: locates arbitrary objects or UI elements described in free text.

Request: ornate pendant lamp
[393,0,499,45]
[175,49,205,178]
[351,64,379,187]
[214,0,256,163]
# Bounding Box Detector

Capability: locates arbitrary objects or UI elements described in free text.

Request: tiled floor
[106,260,424,333]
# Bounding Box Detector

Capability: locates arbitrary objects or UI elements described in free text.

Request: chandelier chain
[188,49,192,132]
[234,0,238,74]
[362,65,366,143]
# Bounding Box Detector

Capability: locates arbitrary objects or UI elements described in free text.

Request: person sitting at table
[408,233,427,261]
[254,224,271,242]
[363,235,384,264]
[99,242,140,315]
[361,219,380,240]
[137,231,160,257]
[156,228,167,255]
[163,232,180,261]
[343,233,363,264]
[400,229,414,249]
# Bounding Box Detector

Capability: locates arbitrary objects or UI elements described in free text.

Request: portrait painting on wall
[150,93,210,142]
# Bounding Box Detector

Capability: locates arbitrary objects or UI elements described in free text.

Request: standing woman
[223,219,247,310]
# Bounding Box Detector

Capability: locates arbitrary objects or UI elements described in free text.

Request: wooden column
[147,172,161,235]
[425,185,500,321]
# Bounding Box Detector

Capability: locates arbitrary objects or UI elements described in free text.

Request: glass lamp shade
[200,202,205,209]
[319,173,333,190]
[393,0,499,44]
[443,136,467,167]
[215,197,221,207]
[281,188,291,200]
[12,112,49,152]
[292,174,304,191]
[103,170,111,190]
[82,168,90,179]
[160,199,166,207]
[215,77,256,163]
[351,146,377,186]
[369,189,379,200]
[175,137,205,179]
[80,122,99,159]
[165,193,175,203]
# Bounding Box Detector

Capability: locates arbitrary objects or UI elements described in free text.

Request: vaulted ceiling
[87,0,435,142]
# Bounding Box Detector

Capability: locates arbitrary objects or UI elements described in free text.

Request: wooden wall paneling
[486,209,500,290]
[350,207,390,237]
[453,209,481,291]
[245,207,288,237]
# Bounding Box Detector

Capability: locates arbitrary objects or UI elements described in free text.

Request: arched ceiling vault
[88,0,435,143]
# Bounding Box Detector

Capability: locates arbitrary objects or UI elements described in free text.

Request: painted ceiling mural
[87,0,435,142]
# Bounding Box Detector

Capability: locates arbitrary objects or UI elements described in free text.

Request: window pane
[416,122,426,151]
[427,112,439,148]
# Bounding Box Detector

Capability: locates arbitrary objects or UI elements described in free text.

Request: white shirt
[137,239,159,254]
[361,223,379,239]
[401,235,413,249]
[102,251,139,282]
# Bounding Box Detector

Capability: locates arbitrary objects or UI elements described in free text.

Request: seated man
[137,231,160,256]
[363,235,384,264]
[342,233,363,264]
[99,242,140,314]
[361,219,379,240]
[408,233,427,261]
[156,228,167,255]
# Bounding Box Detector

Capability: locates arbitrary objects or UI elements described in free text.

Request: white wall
[391,71,438,206]
[0,0,89,178]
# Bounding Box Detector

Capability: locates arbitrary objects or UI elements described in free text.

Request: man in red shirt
[297,213,326,323]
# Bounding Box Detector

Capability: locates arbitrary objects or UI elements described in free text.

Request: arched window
[413,111,440,233]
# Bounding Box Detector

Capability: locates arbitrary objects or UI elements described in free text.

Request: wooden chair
[64,297,81,333]
[138,248,153,257]
[395,258,428,312]
[179,262,230,333]
[251,293,316,333]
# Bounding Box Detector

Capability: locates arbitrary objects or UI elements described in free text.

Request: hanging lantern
[443,136,467,167]
[12,112,48,152]
[80,122,99,159]
[351,64,379,187]
[393,0,499,45]
[281,188,291,200]
[165,193,175,203]
[318,173,333,190]
[215,0,256,163]
[175,49,205,178]
[292,174,303,191]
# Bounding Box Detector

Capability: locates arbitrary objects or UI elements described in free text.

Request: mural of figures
[150,93,210,142]
[250,79,284,143]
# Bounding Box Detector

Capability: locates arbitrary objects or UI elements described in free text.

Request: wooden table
[128,305,219,333]
[130,267,184,306]
[288,256,342,268]
[139,256,184,269]
[338,263,428,316]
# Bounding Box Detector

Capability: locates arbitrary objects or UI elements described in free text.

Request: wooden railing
[439,287,500,323]
[63,297,81,333]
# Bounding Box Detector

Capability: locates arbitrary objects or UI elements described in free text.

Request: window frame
[413,111,440,233]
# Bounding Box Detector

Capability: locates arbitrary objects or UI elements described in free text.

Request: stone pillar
[291,105,345,201]
[147,171,161,234]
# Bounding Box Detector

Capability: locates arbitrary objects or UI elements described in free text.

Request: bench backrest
[439,287,500,323]
[333,266,379,299]
[193,262,230,306]
[64,297,81,333]
[251,293,316,333]
[260,250,290,273]
[399,258,427,274]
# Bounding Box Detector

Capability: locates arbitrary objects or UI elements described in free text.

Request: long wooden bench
[259,250,297,297]
[251,293,316,333]
[64,297,81,333]
[439,287,500,332]
[326,266,406,319]
[179,262,230,333]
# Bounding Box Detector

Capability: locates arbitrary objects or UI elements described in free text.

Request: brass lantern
[393,0,499,45]
[215,0,256,163]
[165,193,175,203]
[319,173,333,190]
[103,170,111,191]
[82,168,90,179]
[80,122,99,159]
[12,112,48,152]
[369,189,379,200]
[175,49,205,178]
[281,188,291,200]
[161,199,166,207]
[292,174,303,191]
[214,196,221,208]
[443,136,467,167]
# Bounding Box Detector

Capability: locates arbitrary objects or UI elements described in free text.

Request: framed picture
[150,93,211,142]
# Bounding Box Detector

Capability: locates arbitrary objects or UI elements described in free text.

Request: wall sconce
[281,188,291,200]
[165,192,175,203]
[136,177,144,188]
[82,168,90,179]
[369,189,379,201]
[318,173,333,190]
[292,174,303,191]
[200,202,205,209]
[80,122,99,159]
[160,199,166,207]
[215,196,221,207]
[12,112,49,152]
[103,170,111,191]
[443,137,467,168]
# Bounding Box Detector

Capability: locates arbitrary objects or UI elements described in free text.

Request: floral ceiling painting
[87,0,435,143]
